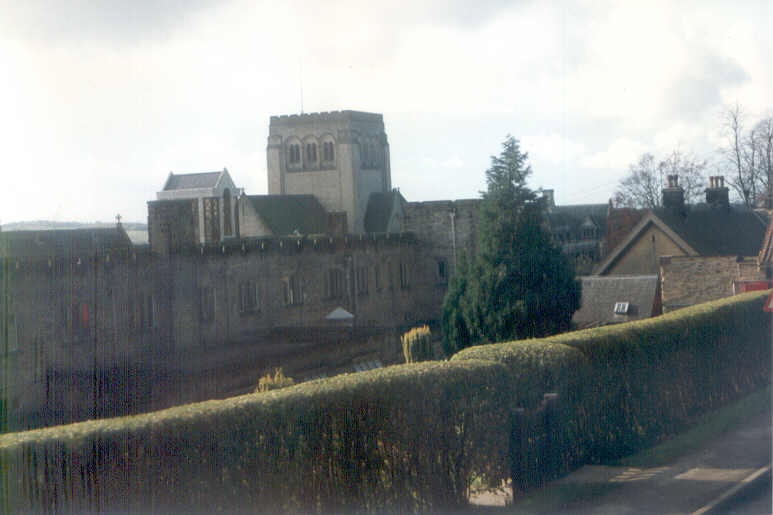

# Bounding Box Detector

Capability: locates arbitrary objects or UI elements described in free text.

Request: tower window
[323,141,335,162]
[288,144,301,164]
[306,142,317,163]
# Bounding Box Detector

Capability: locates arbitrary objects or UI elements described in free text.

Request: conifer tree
[441,136,579,353]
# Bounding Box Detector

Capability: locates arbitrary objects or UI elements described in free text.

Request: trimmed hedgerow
[0,359,512,514]
[453,289,771,475]
[0,291,768,513]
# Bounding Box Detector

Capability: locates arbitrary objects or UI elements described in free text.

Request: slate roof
[246,195,328,235]
[652,204,768,256]
[364,190,405,233]
[0,227,132,258]
[163,171,222,191]
[572,275,660,328]
[547,204,608,235]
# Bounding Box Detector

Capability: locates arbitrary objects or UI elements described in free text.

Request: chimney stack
[662,174,685,214]
[705,175,729,209]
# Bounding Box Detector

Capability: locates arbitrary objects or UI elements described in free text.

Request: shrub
[401,325,433,363]
[256,367,295,392]
[0,360,513,514]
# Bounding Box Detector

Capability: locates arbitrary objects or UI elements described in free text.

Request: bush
[256,367,295,392]
[0,360,513,514]
[401,325,433,363]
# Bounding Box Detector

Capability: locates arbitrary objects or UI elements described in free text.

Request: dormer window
[613,302,630,315]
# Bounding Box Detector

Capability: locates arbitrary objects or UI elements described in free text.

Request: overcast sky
[1,0,771,224]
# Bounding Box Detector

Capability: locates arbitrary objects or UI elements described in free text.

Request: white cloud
[579,138,649,171]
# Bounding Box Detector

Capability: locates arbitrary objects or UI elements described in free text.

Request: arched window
[306,142,317,163]
[287,143,301,166]
[323,141,335,162]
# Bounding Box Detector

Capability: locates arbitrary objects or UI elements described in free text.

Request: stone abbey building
[1,111,486,430]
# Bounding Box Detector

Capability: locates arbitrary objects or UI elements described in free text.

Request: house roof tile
[573,274,660,327]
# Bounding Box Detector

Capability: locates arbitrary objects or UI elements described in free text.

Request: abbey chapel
[1,111,482,430]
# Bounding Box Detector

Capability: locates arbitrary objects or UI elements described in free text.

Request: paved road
[471,400,772,514]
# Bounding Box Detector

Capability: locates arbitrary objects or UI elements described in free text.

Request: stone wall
[1,232,443,431]
[659,255,756,312]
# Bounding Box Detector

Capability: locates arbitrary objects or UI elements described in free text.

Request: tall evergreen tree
[441,136,580,354]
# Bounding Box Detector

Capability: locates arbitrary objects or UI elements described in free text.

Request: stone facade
[266,111,391,233]
[659,255,761,312]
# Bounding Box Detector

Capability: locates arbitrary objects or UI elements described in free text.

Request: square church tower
[266,111,392,233]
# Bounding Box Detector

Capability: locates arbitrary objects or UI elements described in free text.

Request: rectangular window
[373,265,381,291]
[400,262,410,290]
[325,269,344,299]
[437,258,448,283]
[283,275,303,306]
[239,281,260,314]
[356,266,368,295]
[140,293,155,329]
[200,287,215,322]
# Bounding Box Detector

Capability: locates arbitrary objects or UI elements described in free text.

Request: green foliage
[442,136,580,354]
[0,360,513,514]
[401,325,433,363]
[256,367,295,392]
[0,291,768,513]
[454,289,771,471]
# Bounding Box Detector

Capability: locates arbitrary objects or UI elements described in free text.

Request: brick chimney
[662,174,685,214]
[705,175,729,209]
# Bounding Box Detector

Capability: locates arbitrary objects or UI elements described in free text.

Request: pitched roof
[597,204,768,274]
[364,190,405,233]
[163,171,222,191]
[0,227,132,258]
[547,204,608,234]
[572,275,660,328]
[652,204,767,256]
[245,195,328,235]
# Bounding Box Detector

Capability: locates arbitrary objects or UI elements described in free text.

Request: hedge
[0,360,512,514]
[453,289,771,477]
[0,290,769,513]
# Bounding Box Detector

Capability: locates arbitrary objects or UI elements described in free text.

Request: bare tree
[720,104,766,207]
[752,116,773,208]
[614,151,706,209]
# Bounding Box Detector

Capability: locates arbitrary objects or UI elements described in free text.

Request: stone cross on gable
[115,213,122,226]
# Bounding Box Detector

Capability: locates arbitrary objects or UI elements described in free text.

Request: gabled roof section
[163,171,222,191]
[0,227,132,258]
[595,212,698,274]
[572,275,660,328]
[364,190,406,233]
[157,168,239,201]
[246,195,328,235]
[653,204,767,257]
